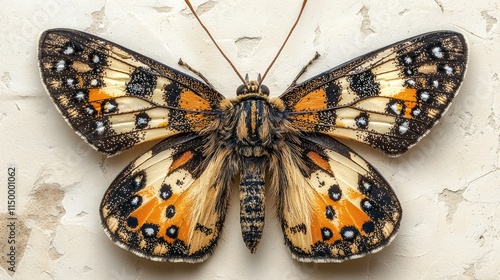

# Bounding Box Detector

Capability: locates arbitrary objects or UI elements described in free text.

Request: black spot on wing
[160,184,173,200]
[126,217,138,228]
[289,223,307,235]
[142,223,159,238]
[101,99,118,114]
[126,67,158,96]
[355,112,369,129]
[195,223,214,236]
[88,51,106,66]
[328,185,342,201]
[340,226,359,241]
[166,225,179,239]
[362,221,375,233]
[325,83,341,106]
[135,112,150,129]
[348,71,379,98]
[426,42,448,60]
[165,205,176,219]
[321,227,333,241]
[163,82,183,105]
[325,205,335,220]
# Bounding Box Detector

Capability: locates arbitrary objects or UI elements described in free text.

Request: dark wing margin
[39,29,224,156]
[279,31,468,156]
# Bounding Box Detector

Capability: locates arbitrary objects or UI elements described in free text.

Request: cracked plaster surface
[0,0,499,279]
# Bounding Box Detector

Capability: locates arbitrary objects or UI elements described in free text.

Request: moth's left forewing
[280,31,468,156]
[274,135,401,262]
[39,29,223,156]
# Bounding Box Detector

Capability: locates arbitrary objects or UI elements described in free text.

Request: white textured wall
[0,0,499,279]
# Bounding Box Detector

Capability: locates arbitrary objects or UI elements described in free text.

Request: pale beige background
[0,0,499,279]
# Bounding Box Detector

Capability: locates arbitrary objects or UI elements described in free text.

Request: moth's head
[236,74,270,96]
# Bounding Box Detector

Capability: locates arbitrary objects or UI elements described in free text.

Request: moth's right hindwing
[273,134,401,262]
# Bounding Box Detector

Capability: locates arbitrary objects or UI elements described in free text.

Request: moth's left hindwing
[280,31,467,156]
[39,29,223,156]
[100,133,232,262]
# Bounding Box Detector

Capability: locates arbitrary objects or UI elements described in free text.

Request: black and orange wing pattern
[39,26,467,263]
[274,31,467,261]
[39,29,222,156]
[281,31,467,156]
[273,134,401,262]
[39,29,231,262]
[100,133,233,262]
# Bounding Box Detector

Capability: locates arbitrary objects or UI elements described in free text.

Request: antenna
[184,0,247,86]
[259,0,308,86]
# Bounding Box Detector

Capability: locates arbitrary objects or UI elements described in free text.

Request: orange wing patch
[88,88,113,102]
[307,151,333,174]
[309,192,372,246]
[293,88,328,112]
[128,191,193,244]
[393,88,417,102]
[179,90,213,111]
[100,135,232,262]
[178,89,217,130]
[169,151,194,174]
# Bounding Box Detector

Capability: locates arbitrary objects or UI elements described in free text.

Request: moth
[38,1,467,263]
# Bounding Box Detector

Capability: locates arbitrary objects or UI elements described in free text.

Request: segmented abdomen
[239,159,266,253]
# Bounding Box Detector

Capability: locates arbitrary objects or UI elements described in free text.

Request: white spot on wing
[343,229,355,239]
[363,200,373,209]
[92,54,100,64]
[432,46,443,58]
[420,91,430,102]
[356,117,367,127]
[144,227,155,237]
[331,192,341,200]
[85,107,95,115]
[130,196,140,206]
[75,91,85,102]
[390,103,402,115]
[63,46,74,55]
[95,121,105,135]
[444,65,453,75]
[399,121,409,134]
[412,108,422,117]
[137,117,149,126]
[55,60,65,72]
[133,175,143,187]
[104,101,116,112]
